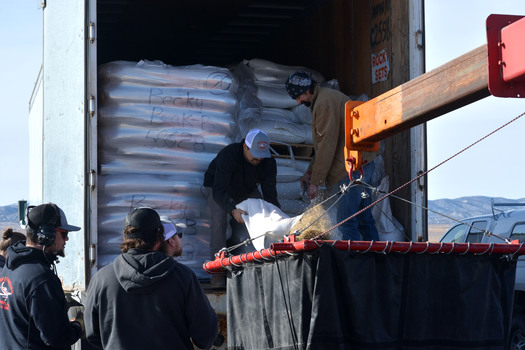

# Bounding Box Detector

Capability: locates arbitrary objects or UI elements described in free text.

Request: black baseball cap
[123,207,162,239]
[27,203,80,232]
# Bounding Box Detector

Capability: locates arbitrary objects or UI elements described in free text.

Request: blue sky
[425,0,525,200]
[0,1,524,205]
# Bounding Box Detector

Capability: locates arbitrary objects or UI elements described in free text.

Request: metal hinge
[89,21,96,44]
[415,29,424,50]
[89,244,96,268]
[89,95,96,117]
[89,169,97,191]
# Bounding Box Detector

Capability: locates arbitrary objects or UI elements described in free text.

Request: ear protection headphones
[27,204,61,247]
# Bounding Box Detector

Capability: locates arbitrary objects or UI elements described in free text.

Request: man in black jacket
[0,203,83,349]
[203,129,279,266]
[84,207,218,349]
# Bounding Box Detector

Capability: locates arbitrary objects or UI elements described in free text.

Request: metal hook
[346,157,364,182]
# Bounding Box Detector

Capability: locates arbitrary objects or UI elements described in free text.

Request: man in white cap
[0,203,83,349]
[203,129,280,286]
[160,216,185,257]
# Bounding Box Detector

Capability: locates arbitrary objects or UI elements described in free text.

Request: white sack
[243,58,325,84]
[236,198,303,251]
[256,82,298,109]
[276,181,303,200]
[275,158,310,174]
[99,60,239,93]
[291,104,313,124]
[371,176,406,241]
[240,118,312,144]
[276,165,304,183]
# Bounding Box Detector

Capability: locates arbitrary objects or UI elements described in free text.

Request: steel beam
[348,45,489,146]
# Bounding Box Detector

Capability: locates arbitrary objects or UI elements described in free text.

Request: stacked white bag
[233,59,327,216]
[97,60,239,278]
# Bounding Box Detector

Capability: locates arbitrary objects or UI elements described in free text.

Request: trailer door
[40,0,89,291]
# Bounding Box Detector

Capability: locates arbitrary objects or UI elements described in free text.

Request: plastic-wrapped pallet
[97,60,239,278]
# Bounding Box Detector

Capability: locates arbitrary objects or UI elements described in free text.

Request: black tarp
[227,244,517,349]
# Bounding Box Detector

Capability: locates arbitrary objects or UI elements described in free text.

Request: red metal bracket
[486,14,525,97]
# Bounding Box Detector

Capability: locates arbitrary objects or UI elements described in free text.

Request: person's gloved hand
[300,172,311,191]
[68,305,85,339]
[307,183,319,199]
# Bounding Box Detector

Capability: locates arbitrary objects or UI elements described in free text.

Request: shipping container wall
[270,0,415,234]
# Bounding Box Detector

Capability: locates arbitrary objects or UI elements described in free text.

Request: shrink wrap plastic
[97,59,329,278]
[99,60,239,91]
[98,60,238,279]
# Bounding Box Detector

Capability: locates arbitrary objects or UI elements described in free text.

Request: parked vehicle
[440,203,525,349]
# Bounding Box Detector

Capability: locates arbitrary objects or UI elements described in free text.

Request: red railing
[203,236,525,274]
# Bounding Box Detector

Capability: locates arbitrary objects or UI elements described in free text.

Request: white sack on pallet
[239,118,312,144]
[276,165,304,183]
[275,158,310,174]
[99,148,217,171]
[98,174,204,196]
[259,107,303,124]
[99,126,232,153]
[243,58,325,84]
[100,82,239,113]
[291,104,312,124]
[97,60,239,278]
[99,105,236,134]
[236,198,303,251]
[99,60,239,93]
[255,82,298,109]
[276,181,303,200]
[99,193,206,218]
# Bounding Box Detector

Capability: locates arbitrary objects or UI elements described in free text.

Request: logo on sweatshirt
[0,277,13,311]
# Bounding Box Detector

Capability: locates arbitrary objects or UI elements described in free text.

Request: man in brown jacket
[286,71,379,241]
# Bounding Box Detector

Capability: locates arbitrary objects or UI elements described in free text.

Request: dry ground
[428,224,451,242]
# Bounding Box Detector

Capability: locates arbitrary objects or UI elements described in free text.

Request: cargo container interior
[96,0,420,237]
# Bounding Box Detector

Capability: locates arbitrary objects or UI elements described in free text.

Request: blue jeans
[335,162,379,241]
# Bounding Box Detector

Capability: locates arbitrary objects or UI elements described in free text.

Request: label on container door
[371,49,390,84]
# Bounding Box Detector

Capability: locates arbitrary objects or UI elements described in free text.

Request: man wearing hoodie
[84,207,218,349]
[0,203,83,349]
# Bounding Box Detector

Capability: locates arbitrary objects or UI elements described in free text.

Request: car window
[466,220,488,243]
[440,224,467,243]
[510,223,525,243]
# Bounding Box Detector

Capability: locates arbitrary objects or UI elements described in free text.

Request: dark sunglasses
[56,228,69,239]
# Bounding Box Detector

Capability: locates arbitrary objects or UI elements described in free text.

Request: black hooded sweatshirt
[0,241,81,349]
[84,249,218,349]
[203,141,280,213]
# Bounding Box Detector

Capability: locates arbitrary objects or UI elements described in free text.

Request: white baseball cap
[245,129,271,158]
[160,216,187,240]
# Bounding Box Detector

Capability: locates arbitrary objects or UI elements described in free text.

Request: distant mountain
[2,197,525,230]
[0,203,19,223]
[428,196,525,225]
[0,203,22,232]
